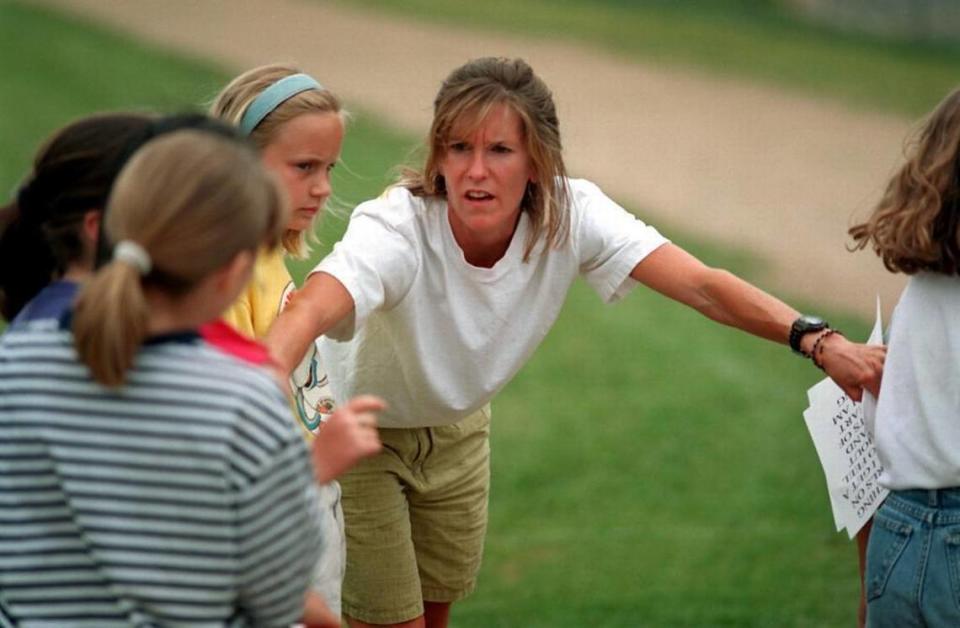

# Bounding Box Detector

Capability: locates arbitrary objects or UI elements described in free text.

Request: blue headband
[238,73,323,136]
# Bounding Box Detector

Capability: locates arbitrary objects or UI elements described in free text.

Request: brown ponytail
[72,262,149,386]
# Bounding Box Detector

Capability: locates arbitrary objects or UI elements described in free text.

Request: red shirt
[199,319,274,366]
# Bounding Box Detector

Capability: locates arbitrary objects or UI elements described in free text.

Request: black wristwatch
[789,315,829,355]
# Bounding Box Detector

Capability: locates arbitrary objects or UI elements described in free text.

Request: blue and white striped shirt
[0,322,322,627]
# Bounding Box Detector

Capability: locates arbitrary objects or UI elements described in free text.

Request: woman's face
[439,103,534,252]
[261,111,344,234]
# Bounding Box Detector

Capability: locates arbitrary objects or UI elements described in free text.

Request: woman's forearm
[631,244,797,342]
[630,244,884,399]
[265,272,355,374]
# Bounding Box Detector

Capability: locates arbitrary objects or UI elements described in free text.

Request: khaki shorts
[339,407,491,624]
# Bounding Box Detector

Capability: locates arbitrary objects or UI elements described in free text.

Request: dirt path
[39,0,912,317]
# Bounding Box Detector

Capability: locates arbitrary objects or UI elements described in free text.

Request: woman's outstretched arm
[630,243,885,400]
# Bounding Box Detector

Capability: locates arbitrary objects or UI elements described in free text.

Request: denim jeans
[866,488,960,627]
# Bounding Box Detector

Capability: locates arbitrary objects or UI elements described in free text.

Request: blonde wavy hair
[210,63,345,258]
[849,87,960,276]
[399,57,571,261]
[72,130,286,386]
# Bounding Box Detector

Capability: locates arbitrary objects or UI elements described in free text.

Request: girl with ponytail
[0,128,380,626]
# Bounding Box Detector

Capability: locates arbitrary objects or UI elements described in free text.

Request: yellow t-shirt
[221,246,336,436]
[221,246,291,340]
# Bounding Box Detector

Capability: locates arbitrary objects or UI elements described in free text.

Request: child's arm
[311,395,384,484]
[301,590,340,628]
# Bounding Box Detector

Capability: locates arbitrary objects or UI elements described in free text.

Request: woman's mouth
[465,190,494,201]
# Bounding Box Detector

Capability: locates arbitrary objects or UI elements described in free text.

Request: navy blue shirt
[9,280,78,328]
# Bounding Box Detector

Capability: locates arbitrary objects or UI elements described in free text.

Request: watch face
[799,315,826,329]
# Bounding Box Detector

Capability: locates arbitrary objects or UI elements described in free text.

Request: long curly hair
[849,87,960,276]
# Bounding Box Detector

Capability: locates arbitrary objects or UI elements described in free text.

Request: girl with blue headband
[211,63,382,626]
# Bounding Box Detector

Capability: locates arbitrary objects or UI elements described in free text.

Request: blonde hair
[72,130,286,386]
[400,57,570,261]
[850,87,960,276]
[210,63,344,258]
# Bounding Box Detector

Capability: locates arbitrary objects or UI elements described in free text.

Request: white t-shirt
[875,272,960,490]
[315,178,668,428]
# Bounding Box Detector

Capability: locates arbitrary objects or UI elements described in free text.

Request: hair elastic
[238,73,323,136]
[113,240,152,275]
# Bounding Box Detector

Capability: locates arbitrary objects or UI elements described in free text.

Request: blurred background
[3,1,959,625]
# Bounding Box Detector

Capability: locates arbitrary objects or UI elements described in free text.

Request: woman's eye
[296,162,315,173]
[491,145,512,154]
[449,142,469,153]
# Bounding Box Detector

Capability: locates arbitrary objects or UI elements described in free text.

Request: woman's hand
[311,395,385,484]
[816,333,886,401]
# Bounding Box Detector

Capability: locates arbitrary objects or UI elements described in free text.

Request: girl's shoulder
[0,323,73,363]
[139,340,292,437]
[255,244,287,268]
[182,340,278,388]
[903,271,960,304]
[132,336,279,401]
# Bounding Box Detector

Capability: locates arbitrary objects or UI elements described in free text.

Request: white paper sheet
[802,299,888,539]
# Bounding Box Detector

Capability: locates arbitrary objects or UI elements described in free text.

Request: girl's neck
[143,288,214,336]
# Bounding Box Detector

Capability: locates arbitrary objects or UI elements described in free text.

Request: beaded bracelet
[798,329,827,360]
[811,329,841,371]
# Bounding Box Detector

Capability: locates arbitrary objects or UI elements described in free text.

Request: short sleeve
[312,192,420,339]
[572,179,669,303]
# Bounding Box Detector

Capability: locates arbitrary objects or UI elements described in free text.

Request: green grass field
[336,0,960,117]
[0,1,881,625]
